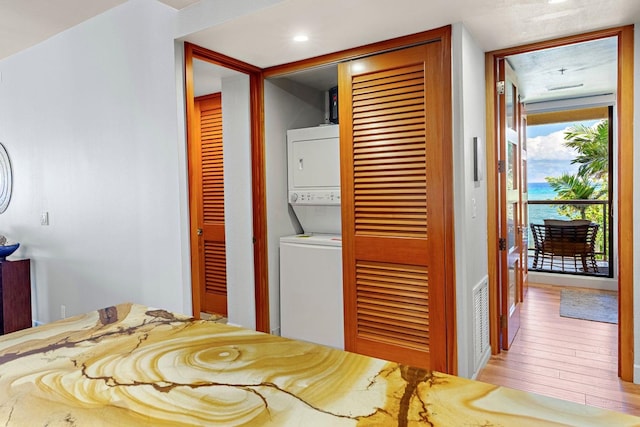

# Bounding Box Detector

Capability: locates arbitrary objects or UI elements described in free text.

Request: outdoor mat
[560,288,618,324]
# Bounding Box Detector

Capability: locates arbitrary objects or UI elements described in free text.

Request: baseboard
[634,365,640,384]
[471,347,492,380]
[528,271,617,291]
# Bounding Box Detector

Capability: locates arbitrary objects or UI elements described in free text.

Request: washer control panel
[289,190,341,205]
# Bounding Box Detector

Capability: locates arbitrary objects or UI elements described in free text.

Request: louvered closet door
[339,42,450,371]
[195,93,228,316]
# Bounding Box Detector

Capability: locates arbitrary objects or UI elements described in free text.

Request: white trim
[528,271,617,291]
[524,93,615,113]
[471,347,492,380]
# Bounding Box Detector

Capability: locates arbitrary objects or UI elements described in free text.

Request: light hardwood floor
[476,283,640,416]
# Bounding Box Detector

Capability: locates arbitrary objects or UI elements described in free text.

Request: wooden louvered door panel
[339,42,451,371]
[195,93,228,316]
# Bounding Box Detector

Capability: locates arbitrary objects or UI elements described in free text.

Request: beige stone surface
[0,303,637,426]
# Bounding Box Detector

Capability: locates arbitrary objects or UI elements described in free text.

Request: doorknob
[197,228,203,236]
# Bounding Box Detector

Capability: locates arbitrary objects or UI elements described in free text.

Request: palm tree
[563,121,609,182]
[541,119,610,259]
[546,172,605,219]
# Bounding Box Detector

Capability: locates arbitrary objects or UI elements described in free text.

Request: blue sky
[526,120,599,183]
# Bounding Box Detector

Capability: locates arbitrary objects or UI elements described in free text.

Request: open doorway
[506,36,616,282]
[189,58,251,319]
[184,43,270,332]
[525,108,613,278]
[485,26,634,383]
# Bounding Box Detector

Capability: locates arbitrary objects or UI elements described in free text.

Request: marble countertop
[0,303,637,426]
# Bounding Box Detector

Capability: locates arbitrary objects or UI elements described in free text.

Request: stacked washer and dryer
[279,124,344,349]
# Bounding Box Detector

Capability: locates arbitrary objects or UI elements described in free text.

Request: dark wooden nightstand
[0,259,32,334]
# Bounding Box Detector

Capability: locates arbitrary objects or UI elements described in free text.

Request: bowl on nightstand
[0,243,19,261]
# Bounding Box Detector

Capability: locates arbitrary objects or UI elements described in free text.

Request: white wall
[0,0,189,321]
[0,0,293,329]
[263,78,325,334]
[221,74,256,329]
[452,23,489,379]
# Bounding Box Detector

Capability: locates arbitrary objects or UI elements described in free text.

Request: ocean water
[526,183,608,260]
[527,181,567,227]
[528,181,557,201]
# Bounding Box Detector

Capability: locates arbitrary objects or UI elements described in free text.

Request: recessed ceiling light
[293,34,309,42]
[548,0,567,4]
[352,63,365,73]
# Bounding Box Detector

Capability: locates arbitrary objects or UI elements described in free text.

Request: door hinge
[498,160,505,174]
[499,237,507,251]
[496,80,505,95]
[500,314,507,329]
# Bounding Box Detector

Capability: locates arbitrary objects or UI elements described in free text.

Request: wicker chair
[530,222,599,273]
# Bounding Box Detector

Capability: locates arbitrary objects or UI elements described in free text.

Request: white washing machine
[279,234,344,349]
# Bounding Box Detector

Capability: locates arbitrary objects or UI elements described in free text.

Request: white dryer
[286,124,341,234]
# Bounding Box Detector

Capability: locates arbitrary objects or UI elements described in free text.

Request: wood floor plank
[517,331,615,351]
[478,366,586,404]
[519,320,616,337]
[515,333,614,352]
[559,370,640,392]
[586,395,640,415]
[476,284,640,417]
[479,363,637,403]
[486,351,617,378]
[509,340,618,367]
[483,357,560,379]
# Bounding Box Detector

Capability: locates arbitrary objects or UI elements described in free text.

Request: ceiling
[0,0,201,61]
[508,37,618,104]
[0,0,637,104]
[181,0,639,67]
[0,0,125,60]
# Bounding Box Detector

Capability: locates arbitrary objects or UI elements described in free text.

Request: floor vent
[473,277,490,368]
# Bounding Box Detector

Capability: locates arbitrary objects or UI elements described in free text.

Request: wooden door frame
[184,42,270,333]
[264,26,456,373]
[497,58,523,350]
[485,26,634,381]
[185,26,456,349]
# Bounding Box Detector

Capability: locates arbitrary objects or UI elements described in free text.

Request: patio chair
[530,221,599,273]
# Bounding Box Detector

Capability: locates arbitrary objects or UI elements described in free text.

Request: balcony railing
[527,199,611,277]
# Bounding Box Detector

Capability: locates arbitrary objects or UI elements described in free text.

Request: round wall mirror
[0,143,13,214]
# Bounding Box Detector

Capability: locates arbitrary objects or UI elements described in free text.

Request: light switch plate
[40,211,49,226]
